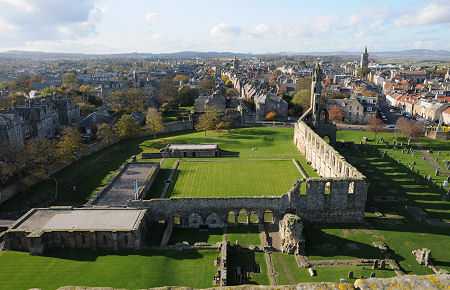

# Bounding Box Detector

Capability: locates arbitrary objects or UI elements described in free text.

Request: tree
[97,123,116,144]
[198,76,216,93]
[110,88,145,113]
[396,117,426,141]
[172,74,189,84]
[176,85,198,106]
[62,73,77,88]
[225,79,233,87]
[328,105,344,122]
[159,77,178,106]
[265,111,278,123]
[221,75,229,82]
[115,115,141,139]
[291,89,310,112]
[367,117,384,139]
[225,88,239,98]
[41,85,63,97]
[357,67,371,78]
[56,126,85,163]
[78,102,98,116]
[146,108,164,138]
[195,110,222,136]
[22,138,58,186]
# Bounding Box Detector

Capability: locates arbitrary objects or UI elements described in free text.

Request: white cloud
[395,1,450,27]
[210,23,241,38]
[249,24,270,38]
[145,12,166,22]
[0,0,102,47]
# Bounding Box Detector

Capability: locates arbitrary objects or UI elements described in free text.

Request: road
[378,100,402,125]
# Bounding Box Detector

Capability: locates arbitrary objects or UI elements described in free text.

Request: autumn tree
[226,88,239,98]
[328,105,344,122]
[146,108,164,138]
[62,73,77,88]
[176,85,199,106]
[115,114,141,139]
[265,111,278,123]
[291,77,312,113]
[56,126,85,163]
[367,117,384,139]
[159,77,178,106]
[22,138,58,186]
[97,123,116,144]
[110,88,145,113]
[195,110,222,136]
[198,76,216,94]
[172,74,189,84]
[357,67,371,78]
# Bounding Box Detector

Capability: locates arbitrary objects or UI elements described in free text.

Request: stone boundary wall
[294,121,365,179]
[0,120,193,206]
[425,130,450,140]
[128,176,368,224]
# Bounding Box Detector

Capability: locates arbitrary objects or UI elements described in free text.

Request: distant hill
[1,49,449,60]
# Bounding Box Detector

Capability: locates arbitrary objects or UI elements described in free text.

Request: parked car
[385,125,396,130]
[389,109,395,113]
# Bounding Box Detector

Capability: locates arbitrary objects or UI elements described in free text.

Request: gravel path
[413,139,450,176]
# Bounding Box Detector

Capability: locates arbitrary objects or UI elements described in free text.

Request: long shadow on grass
[227,248,260,285]
[43,248,205,262]
[337,143,449,236]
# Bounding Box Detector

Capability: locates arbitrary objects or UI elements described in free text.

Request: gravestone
[348,271,353,279]
[436,168,439,176]
[438,152,441,156]
[380,260,386,269]
[372,260,379,270]
[370,272,376,278]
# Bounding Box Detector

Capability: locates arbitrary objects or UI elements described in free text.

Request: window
[103,235,107,244]
[350,106,352,110]
[367,107,372,112]
[348,112,352,117]
[124,235,129,245]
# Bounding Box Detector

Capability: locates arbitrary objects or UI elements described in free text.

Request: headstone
[380,260,386,269]
[381,138,384,143]
[435,157,439,162]
[412,151,416,157]
[422,156,425,160]
[436,168,439,176]
[348,271,353,279]
[370,272,376,278]
[381,152,385,158]
[411,166,414,171]
[308,268,315,276]
[340,278,347,284]
[429,148,433,153]
[428,175,433,182]
[413,161,416,165]
[438,151,441,156]
[372,260,379,270]
[444,181,449,187]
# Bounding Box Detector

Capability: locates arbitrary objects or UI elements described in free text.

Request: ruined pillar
[90,231,97,250]
[112,232,119,251]
[234,211,239,224]
[246,212,251,224]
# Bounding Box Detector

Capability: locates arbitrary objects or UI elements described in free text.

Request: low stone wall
[55,273,450,289]
[161,120,194,134]
[425,130,450,140]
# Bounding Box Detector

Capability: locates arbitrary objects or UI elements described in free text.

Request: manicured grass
[336,130,450,275]
[227,225,261,248]
[168,228,224,245]
[1,127,312,212]
[228,249,269,285]
[304,226,384,261]
[0,249,217,290]
[272,253,395,285]
[145,158,177,199]
[166,160,303,197]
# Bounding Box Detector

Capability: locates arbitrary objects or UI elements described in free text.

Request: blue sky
[0,0,449,54]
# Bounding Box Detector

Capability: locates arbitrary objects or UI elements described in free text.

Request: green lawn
[227,249,269,285]
[272,253,395,285]
[0,249,217,290]
[145,158,177,199]
[227,225,261,248]
[1,127,311,213]
[168,228,224,245]
[166,160,303,197]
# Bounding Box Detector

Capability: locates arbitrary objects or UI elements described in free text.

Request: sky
[0,0,449,54]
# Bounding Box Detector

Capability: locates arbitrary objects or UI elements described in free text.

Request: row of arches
[158,209,278,228]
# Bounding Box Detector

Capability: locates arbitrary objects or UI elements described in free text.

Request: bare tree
[367,117,384,139]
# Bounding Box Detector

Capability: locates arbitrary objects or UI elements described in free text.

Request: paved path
[413,139,450,176]
[93,163,155,206]
[160,160,180,198]
[0,219,15,228]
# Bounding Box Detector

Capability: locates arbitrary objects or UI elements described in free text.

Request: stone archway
[187,213,203,228]
[205,213,224,228]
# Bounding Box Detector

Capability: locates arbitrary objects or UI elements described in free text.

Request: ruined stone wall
[128,177,367,224]
[294,121,365,179]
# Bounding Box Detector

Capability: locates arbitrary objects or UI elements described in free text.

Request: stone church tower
[360,46,369,68]
[311,62,323,127]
